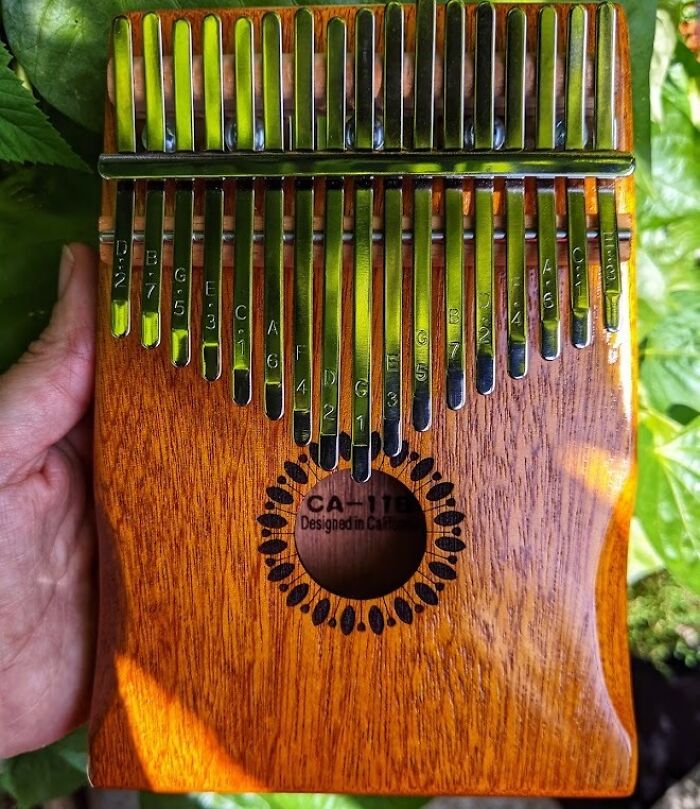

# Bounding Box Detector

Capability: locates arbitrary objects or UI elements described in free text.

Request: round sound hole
[294,470,427,600]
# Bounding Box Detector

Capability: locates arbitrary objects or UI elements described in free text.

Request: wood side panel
[91,3,636,795]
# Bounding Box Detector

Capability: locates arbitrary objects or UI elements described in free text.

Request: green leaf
[620,0,658,167]
[0,164,99,372]
[0,40,87,170]
[636,411,700,595]
[641,295,700,414]
[636,58,700,339]
[0,727,88,809]
[141,794,429,809]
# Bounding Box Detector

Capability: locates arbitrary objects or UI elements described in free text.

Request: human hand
[0,244,97,758]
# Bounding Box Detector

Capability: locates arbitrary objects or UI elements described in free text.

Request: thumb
[0,244,97,485]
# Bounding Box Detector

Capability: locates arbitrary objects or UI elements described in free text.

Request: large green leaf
[0,40,87,169]
[0,164,99,371]
[636,411,700,595]
[0,728,88,809]
[641,295,700,414]
[142,794,429,809]
[636,58,700,339]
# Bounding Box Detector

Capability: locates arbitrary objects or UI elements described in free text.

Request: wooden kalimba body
[91,1,637,796]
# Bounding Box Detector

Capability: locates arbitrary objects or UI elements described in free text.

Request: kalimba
[91,1,637,795]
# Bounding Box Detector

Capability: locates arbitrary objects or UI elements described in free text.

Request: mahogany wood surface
[90,3,637,796]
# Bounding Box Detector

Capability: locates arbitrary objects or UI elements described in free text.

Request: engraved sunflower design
[256,432,466,635]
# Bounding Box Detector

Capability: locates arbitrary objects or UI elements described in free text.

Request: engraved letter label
[204,280,217,331]
[173,267,187,316]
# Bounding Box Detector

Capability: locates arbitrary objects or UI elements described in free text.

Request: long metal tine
[473,1,496,394]
[262,12,285,419]
[293,8,315,445]
[110,17,136,339]
[536,6,561,361]
[383,2,404,456]
[319,16,346,470]
[504,7,528,379]
[170,18,194,367]
[201,14,224,382]
[412,0,436,426]
[566,5,591,348]
[444,0,466,408]
[140,13,166,350]
[232,16,255,405]
[352,7,375,482]
[596,2,621,331]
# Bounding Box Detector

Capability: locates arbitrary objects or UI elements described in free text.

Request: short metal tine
[444,0,466,409]
[412,0,436,428]
[141,13,165,349]
[383,2,404,456]
[110,16,136,339]
[319,17,346,470]
[536,6,561,361]
[596,2,621,331]
[201,14,224,382]
[352,7,375,482]
[293,8,315,445]
[232,17,255,405]
[263,12,284,419]
[504,7,527,379]
[565,6,591,349]
[473,2,496,395]
[171,18,194,367]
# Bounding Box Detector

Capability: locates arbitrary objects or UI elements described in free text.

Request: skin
[0,244,97,758]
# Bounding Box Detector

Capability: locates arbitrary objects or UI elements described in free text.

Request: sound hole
[295,470,426,600]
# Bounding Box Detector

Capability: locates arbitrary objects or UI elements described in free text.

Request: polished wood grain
[90,3,637,796]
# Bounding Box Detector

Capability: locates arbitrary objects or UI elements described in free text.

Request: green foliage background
[0,0,698,806]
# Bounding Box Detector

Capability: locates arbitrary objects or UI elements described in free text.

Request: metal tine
[141,13,166,350]
[170,18,194,367]
[110,16,136,338]
[232,17,255,405]
[262,13,285,420]
[201,14,225,382]
[504,7,528,380]
[382,2,404,457]
[565,5,591,348]
[352,7,375,483]
[293,8,315,445]
[319,16,346,471]
[595,2,621,332]
[473,1,496,395]
[443,0,466,409]
[412,0,436,428]
[535,6,561,361]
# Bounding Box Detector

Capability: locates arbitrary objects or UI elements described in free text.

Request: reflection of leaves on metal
[256,432,466,635]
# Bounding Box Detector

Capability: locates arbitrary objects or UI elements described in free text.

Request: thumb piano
[92,1,637,796]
